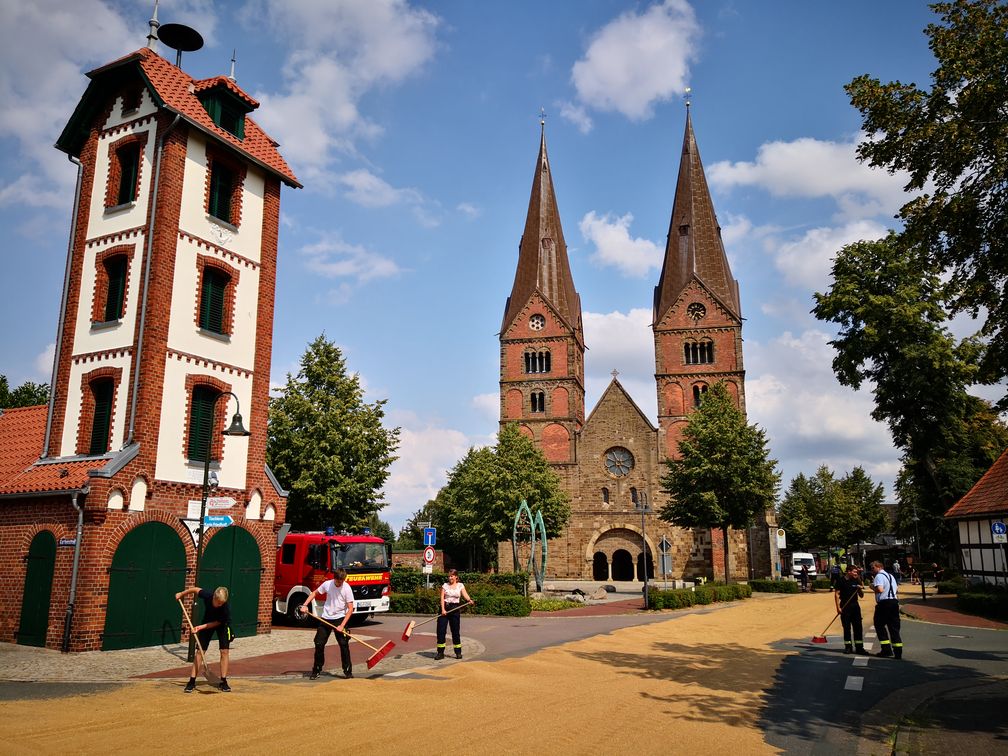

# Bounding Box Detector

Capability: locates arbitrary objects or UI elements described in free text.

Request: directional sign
[993,521,1007,543]
[658,536,672,554]
[423,527,437,547]
[204,514,233,528]
[423,546,435,564]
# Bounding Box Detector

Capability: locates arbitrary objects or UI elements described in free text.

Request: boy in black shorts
[176,585,233,692]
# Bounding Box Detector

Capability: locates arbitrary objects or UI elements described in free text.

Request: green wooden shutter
[209,163,233,223]
[199,268,227,333]
[116,144,140,205]
[188,386,219,461]
[89,379,114,455]
[103,256,127,321]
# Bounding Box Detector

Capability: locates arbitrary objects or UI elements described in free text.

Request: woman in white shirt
[436,569,474,660]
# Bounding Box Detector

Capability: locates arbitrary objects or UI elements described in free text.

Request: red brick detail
[182,374,233,463]
[178,230,259,270]
[519,424,534,440]
[84,226,145,249]
[167,350,252,379]
[75,366,123,456]
[103,133,147,208]
[203,149,247,228]
[90,245,134,323]
[194,254,240,335]
[542,423,570,462]
[505,389,523,419]
[552,386,569,417]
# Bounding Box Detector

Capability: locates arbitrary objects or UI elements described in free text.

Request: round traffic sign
[993,521,1007,535]
[423,546,435,564]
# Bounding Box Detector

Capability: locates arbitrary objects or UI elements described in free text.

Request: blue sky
[2,1,987,532]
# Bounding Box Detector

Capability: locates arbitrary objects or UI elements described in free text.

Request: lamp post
[187,390,250,662]
[636,491,652,609]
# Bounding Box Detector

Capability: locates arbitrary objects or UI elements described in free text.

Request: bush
[531,599,583,611]
[957,590,1008,620]
[389,589,531,617]
[647,588,696,610]
[812,577,832,591]
[750,579,799,594]
[693,585,715,605]
[936,576,968,595]
[390,568,529,594]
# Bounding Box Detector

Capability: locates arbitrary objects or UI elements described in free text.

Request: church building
[0,17,297,650]
[498,110,775,582]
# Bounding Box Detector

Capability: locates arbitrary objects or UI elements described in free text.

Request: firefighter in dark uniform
[834,564,868,654]
[870,560,902,658]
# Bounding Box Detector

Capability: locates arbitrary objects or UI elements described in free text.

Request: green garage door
[197,526,261,638]
[18,531,56,647]
[103,522,186,650]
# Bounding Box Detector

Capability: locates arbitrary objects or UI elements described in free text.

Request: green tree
[436,423,570,570]
[845,0,1008,394]
[777,473,815,550]
[659,382,780,582]
[813,234,1008,553]
[0,375,49,408]
[841,467,888,547]
[267,335,400,531]
[362,513,394,544]
[396,499,439,551]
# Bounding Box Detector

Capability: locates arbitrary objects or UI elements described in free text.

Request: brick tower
[499,121,585,465]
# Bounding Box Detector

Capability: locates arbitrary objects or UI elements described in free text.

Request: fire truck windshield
[331,542,389,571]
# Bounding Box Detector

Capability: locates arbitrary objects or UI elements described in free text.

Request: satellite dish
[158,23,203,68]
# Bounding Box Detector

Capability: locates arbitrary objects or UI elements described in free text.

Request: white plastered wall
[84,119,156,242]
[59,352,133,456]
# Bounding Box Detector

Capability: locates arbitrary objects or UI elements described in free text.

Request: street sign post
[423,546,435,564]
[423,527,437,547]
[204,514,233,528]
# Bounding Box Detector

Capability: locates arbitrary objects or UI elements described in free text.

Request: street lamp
[187,390,250,662]
[636,491,652,609]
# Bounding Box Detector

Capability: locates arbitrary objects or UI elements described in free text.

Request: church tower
[499,121,584,464]
[653,107,745,458]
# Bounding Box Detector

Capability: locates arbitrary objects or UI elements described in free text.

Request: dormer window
[195,81,255,140]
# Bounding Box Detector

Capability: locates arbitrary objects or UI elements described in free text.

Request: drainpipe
[127,113,181,443]
[61,486,89,653]
[43,155,84,459]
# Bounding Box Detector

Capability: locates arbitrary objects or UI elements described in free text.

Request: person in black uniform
[176,585,233,692]
[834,565,868,654]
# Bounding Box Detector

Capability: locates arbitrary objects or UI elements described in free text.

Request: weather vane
[540,106,547,126]
[611,368,620,380]
[684,86,692,108]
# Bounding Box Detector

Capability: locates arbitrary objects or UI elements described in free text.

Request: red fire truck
[274,529,391,624]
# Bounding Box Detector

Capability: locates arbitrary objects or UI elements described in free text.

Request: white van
[790,552,817,580]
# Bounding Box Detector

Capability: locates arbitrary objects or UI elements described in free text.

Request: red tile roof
[945,447,1008,518]
[91,48,299,188]
[0,405,105,496]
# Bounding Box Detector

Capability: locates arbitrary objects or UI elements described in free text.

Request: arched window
[630,487,638,505]
[684,339,714,365]
[524,350,551,374]
[188,385,221,461]
[530,391,545,413]
[601,487,610,504]
[88,378,115,455]
[693,384,708,408]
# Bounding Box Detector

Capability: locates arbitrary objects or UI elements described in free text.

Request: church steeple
[501,120,582,341]
[653,108,740,326]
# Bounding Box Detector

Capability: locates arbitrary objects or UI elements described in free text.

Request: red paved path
[900,594,1008,630]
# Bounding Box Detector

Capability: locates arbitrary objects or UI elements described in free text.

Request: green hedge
[391,569,529,594]
[957,590,1008,620]
[750,579,800,593]
[646,582,752,610]
[389,589,531,617]
[937,576,968,595]
[812,577,832,590]
[531,599,583,611]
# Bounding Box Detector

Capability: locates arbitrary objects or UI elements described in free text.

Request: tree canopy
[659,382,780,581]
[434,423,570,570]
[0,375,49,409]
[845,0,1008,397]
[267,335,400,531]
[777,466,887,550]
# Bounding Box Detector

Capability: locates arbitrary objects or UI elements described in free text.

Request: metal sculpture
[512,499,548,591]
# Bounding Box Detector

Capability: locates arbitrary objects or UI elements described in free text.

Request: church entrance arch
[636,548,655,581]
[591,528,646,581]
[612,550,634,581]
[592,551,608,581]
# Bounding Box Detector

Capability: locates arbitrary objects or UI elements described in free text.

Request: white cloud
[708,135,911,220]
[557,100,593,134]
[771,219,888,291]
[579,211,662,277]
[301,236,402,289]
[471,392,498,422]
[582,307,657,419]
[456,202,481,219]
[247,0,439,181]
[34,342,55,379]
[338,169,422,208]
[571,0,699,121]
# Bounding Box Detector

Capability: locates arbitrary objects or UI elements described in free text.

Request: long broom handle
[818,590,861,635]
[178,599,211,671]
[411,600,473,630]
[305,611,383,654]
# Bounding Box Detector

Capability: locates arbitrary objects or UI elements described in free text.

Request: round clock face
[686,302,706,321]
[529,314,545,331]
[604,447,634,477]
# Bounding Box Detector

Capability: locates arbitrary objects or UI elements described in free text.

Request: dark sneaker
[344,670,353,679]
[843,647,853,654]
[876,651,893,658]
[184,679,196,693]
[309,668,321,680]
[218,679,231,692]
[856,648,870,656]
[455,651,462,659]
[435,651,445,660]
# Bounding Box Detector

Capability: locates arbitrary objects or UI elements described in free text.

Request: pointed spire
[229,49,237,82]
[653,107,740,325]
[501,120,582,338]
[146,0,160,50]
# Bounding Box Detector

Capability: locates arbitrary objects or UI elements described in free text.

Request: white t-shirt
[318,579,355,620]
[442,581,465,603]
[872,570,898,603]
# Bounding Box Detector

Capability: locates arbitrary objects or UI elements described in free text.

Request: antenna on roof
[146,0,160,50]
[157,22,204,69]
[229,49,237,82]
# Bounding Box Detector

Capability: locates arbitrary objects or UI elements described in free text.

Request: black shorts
[197,625,233,651]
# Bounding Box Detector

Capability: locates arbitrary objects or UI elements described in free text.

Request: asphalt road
[761,617,1008,753]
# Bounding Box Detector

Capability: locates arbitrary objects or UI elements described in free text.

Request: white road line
[863,641,874,651]
[865,631,877,638]
[844,676,864,691]
[853,656,869,667]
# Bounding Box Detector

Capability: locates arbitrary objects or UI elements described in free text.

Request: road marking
[863,641,874,651]
[865,631,877,638]
[844,676,864,691]
[853,656,869,667]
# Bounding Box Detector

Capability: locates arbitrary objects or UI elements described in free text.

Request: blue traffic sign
[993,521,1006,535]
[205,515,233,528]
[423,527,437,546]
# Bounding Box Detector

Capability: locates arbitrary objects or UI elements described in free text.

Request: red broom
[401,601,473,641]
[811,591,859,643]
[299,609,396,669]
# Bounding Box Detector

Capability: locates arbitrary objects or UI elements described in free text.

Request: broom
[298,608,396,669]
[401,601,474,641]
[178,599,222,685]
[811,591,860,643]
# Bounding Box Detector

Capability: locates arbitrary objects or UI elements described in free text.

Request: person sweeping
[834,565,868,655]
[175,585,233,693]
[301,568,355,679]
[435,569,474,660]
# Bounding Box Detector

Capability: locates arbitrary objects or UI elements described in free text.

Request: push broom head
[811,635,828,643]
[366,640,396,669]
[402,621,416,641]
